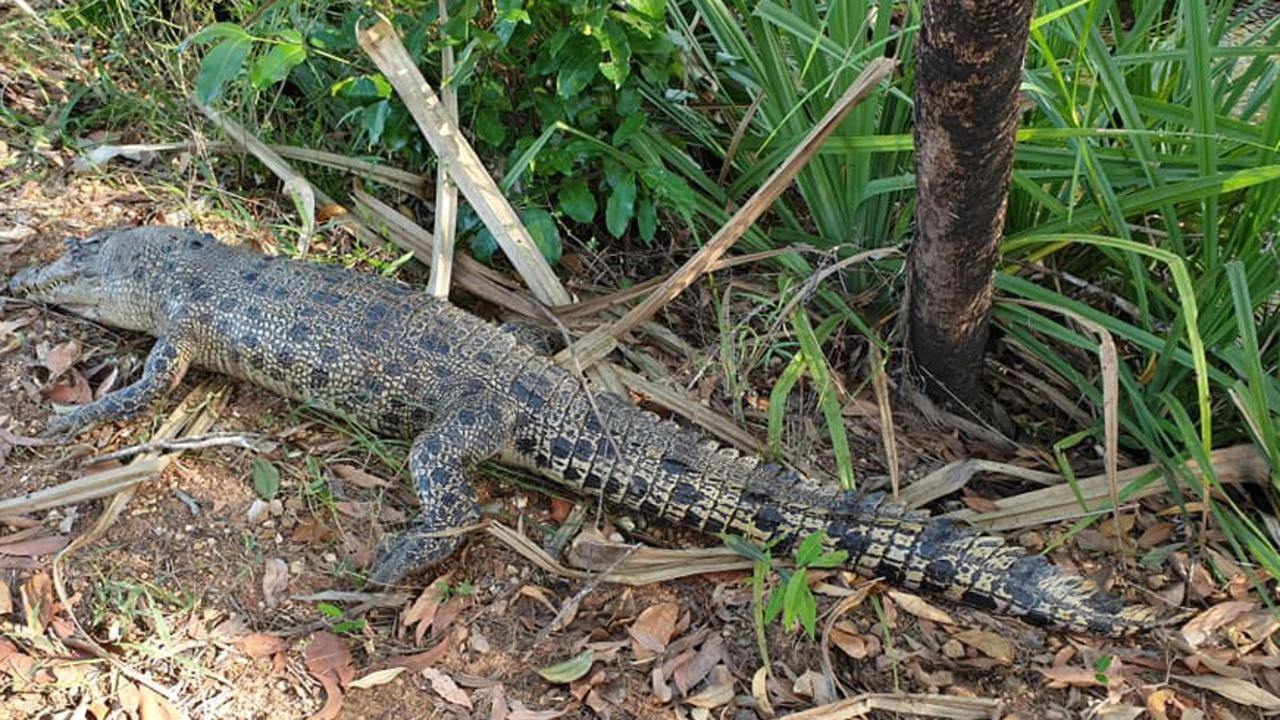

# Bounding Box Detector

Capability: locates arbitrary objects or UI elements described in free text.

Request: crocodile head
[9,229,169,331]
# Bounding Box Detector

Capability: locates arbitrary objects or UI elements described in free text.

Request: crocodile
[8,226,1156,636]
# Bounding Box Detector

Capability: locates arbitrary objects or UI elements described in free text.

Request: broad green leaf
[636,196,657,244]
[808,549,849,569]
[793,532,823,568]
[558,181,597,224]
[359,101,390,146]
[196,36,251,104]
[250,42,306,89]
[475,107,507,146]
[605,172,636,237]
[556,35,600,99]
[537,649,594,683]
[722,533,768,563]
[627,0,666,21]
[252,458,280,500]
[520,207,562,265]
[180,22,248,51]
[763,585,785,624]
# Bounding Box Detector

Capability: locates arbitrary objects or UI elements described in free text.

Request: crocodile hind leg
[46,334,193,436]
[369,389,517,585]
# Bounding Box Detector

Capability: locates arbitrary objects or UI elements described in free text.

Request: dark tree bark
[908,0,1035,405]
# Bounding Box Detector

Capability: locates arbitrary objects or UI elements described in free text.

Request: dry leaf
[237,633,288,659]
[1173,674,1280,710]
[117,680,140,714]
[490,683,509,720]
[423,667,473,709]
[952,628,1015,664]
[262,558,289,608]
[331,464,392,488]
[887,591,954,625]
[829,621,867,659]
[752,667,774,719]
[630,602,680,657]
[45,371,92,405]
[1181,600,1255,648]
[387,636,451,672]
[305,632,354,720]
[1095,705,1143,720]
[137,685,182,720]
[673,635,724,696]
[402,573,451,644]
[684,677,733,708]
[350,666,407,689]
[0,581,11,615]
[0,535,68,557]
[1040,666,1105,688]
[42,340,80,379]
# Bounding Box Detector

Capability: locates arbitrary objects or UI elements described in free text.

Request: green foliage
[726,530,848,648]
[251,457,281,500]
[184,0,686,265]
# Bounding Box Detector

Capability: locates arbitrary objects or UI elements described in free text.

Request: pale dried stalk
[357,18,569,307]
[427,0,461,299]
[553,57,896,370]
[196,102,316,253]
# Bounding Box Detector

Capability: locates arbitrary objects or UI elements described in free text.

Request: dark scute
[671,481,702,506]
[428,467,452,486]
[562,467,581,481]
[275,349,296,369]
[628,476,648,497]
[271,286,289,300]
[573,439,594,460]
[582,472,605,491]
[309,367,329,389]
[384,361,403,377]
[288,323,310,343]
[217,297,237,311]
[701,515,725,534]
[836,528,868,556]
[514,437,537,455]
[476,351,494,365]
[753,505,785,534]
[457,409,477,426]
[659,456,690,476]
[550,438,573,460]
[923,557,957,590]
[961,588,999,611]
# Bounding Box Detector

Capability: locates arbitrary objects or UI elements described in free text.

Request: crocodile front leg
[369,388,517,585]
[46,333,193,436]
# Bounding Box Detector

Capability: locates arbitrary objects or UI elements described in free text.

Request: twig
[88,432,274,464]
[553,57,896,370]
[195,101,317,253]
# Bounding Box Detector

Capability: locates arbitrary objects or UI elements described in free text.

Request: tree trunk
[907,0,1035,405]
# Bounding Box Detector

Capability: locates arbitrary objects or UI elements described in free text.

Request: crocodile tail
[830,493,1157,636]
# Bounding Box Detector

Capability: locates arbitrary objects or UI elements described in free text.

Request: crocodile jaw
[9,247,108,320]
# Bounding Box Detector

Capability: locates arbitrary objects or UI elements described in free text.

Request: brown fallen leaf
[490,683,509,720]
[42,340,80,379]
[1040,665,1106,688]
[684,666,734,709]
[305,632,354,720]
[237,633,288,660]
[829,621,868,659]
[262,558,289,608]
[45,370,92,405]
[1174,674,1280,710]
[1181,600,1255,648]
[673,635,724,696]
[0,534,68,557]
[952,628,1015,664]
[117,680,141,715]
[630,602,680,659]
[0,580,11,615]
[423,667,473,709]
[550,498,574,523]
[331,463,393,488]
[21,572,56,635]
[887,591,954,626]
[387,635,452,672]
[138,685,182,720]
[350,667,407,689]
[402,573,451,644]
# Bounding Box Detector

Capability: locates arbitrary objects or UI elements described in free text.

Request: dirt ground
[1,56,1278,720]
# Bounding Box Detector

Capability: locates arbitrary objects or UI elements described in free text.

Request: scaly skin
[8,226,1156,635]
